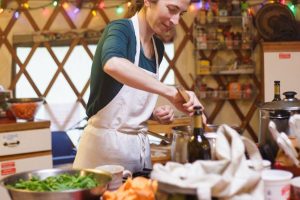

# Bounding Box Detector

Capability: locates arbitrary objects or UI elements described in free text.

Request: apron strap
[131,14,141,66]
[131,13,159,73]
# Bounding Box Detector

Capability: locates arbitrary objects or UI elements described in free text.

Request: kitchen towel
[151,124,264,200]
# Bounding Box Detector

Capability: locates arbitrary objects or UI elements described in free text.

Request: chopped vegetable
[103,177,157,200]
[7,173,99,192]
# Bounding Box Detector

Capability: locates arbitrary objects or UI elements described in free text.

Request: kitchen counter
[0,119,50,133]
[0,119,53,200]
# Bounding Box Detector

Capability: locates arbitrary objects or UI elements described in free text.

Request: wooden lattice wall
[0,0,261,141]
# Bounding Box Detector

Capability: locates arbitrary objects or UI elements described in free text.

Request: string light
[189,3,196,12]
[98,1,105,9]
[62,2,69,9]
[52,0,58,7]
[14,10,20,19]
[73,7,80,14]
[287,2,296,14]
[22,2,29,9]
[91,9,97,16]
[0,0,134,19]
[116,6,124,15]
[279,0,286,4]
[2,0,298,19]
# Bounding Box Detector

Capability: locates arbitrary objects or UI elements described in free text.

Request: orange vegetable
[11,102,38,120]
[103,177,158,200]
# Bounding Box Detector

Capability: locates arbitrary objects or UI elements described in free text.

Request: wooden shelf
[197,68,255,75]
[193,12,260,142]
[195,16,245,27]
[194,40,253,51]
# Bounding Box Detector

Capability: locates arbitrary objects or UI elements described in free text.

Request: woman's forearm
[104,57,177,100]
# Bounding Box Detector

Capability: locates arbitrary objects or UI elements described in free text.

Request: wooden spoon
[176,85,209,129]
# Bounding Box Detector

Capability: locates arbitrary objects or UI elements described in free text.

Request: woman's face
[144,0,190,35]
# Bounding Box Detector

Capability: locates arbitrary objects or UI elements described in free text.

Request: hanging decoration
[0,0,134,18]
[1,0,299,19]
[187,0,299,17]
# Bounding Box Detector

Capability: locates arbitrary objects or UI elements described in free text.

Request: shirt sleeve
[101,21,131,67]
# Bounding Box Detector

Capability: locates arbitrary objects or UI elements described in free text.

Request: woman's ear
[144,0,151,7]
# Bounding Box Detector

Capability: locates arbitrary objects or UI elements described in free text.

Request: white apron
[73,14,159,173]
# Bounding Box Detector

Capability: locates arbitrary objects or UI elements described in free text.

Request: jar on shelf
[207,8,214,24]
[218,86,227,99]
[241,27,251,49]
[233,32,241,49]
[228,82,242,99]
[197,59,210,75]
[199,8,206,25]
[225,31,233,49]
[207,28,217,49]
[218,0,228,23]
[197,28,207,49]
[231,0,241,16]
[198,83,207,99]
[216,28,225,48]
[242,82,253,99]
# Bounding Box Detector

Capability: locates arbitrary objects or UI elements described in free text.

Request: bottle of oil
[188,106,211,162]
[272,80,281,101]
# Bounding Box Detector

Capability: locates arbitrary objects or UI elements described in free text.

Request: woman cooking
[73,0,204,173]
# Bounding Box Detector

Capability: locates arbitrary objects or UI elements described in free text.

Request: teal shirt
[86,19,165,118]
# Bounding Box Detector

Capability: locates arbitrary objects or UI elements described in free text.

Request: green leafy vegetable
[7,173,99,192]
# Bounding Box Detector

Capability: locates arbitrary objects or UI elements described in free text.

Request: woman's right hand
[167,86,206,123]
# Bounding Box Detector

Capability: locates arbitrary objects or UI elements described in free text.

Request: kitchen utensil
[176,85,210,126]
[146,130,172,144]
[258,91,300,159]
[0,168,112,200]
[289,114,300,148]
[269,121,299,167]
[176,85,190,103]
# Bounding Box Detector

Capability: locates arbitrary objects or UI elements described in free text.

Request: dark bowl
[0,168,112,200]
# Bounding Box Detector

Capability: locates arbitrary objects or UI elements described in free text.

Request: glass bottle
[218,0,228,23]
[188,106,211,162]
[231,0,241,16]
[199,7,206,25]
[272,80,281,101]
[207,8,214,24]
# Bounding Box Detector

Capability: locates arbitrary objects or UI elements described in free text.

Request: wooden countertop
[147,116,191,136]
[0,119,50,133]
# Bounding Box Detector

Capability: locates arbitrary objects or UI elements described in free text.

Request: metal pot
[258,91,300,161]
[0,168,112,200]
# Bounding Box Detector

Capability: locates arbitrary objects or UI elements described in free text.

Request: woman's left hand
[152,105,174,124]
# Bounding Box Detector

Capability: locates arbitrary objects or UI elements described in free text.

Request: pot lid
[259,91,300,111]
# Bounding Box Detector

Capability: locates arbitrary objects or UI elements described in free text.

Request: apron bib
[73,14,159,173]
